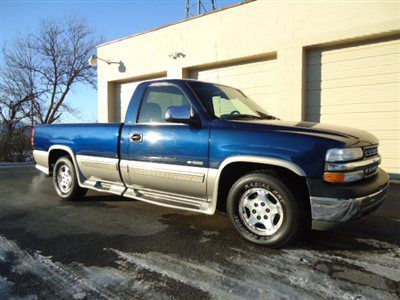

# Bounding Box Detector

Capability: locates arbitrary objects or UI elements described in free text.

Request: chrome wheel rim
[239,188,284,236]
[56,164,73,194]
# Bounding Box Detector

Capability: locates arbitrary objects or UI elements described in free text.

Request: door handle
[130,133,143,142]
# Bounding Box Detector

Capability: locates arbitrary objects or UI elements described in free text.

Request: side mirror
[165,106,200,126]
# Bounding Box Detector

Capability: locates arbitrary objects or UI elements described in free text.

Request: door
[123,82,210,199]
[306,37,400,176]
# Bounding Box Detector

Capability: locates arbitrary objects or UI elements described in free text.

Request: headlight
[325,148,363,162]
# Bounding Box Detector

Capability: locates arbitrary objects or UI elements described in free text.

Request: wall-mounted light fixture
[88,54,126,73]
[169,52,186,60]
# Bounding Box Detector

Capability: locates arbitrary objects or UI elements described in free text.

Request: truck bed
[35,123,123,158]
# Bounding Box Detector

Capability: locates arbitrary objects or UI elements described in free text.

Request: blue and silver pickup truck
[33,79,389,247]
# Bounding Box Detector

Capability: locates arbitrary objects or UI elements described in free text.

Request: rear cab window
[138,84,191,123]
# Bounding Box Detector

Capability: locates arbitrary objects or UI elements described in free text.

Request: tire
[53,157,87,201]
[226,171,304,247]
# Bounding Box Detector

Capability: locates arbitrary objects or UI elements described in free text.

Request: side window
[138,85,191,123]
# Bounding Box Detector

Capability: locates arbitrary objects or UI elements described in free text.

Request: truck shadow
[83,194,127,202]
[72,182,400,251]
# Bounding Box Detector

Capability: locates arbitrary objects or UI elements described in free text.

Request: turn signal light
[323,171,364,183]
[324,173,346,183]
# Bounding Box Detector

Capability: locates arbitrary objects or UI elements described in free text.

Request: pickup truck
[33,79,389,247]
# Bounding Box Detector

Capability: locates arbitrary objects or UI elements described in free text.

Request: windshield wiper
[257,112,279,120]
[220,114,263,120]
[259,115,279,120]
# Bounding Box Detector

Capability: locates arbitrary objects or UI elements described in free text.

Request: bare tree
[2,15,99,124]
[0,15,100,161]
[0,41,37,161]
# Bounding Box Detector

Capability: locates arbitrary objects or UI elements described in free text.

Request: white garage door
[115,76,166,121]
[306,37,400,175]
[189,57,279,117]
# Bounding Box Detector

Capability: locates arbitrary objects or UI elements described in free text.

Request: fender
[47,145,86,187]
[206,155,307,214]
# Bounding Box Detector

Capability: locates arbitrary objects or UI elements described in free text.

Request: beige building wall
[97,0,400,175]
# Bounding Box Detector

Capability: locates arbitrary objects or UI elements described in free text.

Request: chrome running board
[123,187,210,211]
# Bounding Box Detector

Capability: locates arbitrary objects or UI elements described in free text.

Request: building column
[167,64,191,79]
[276,46,305,121]
[98,80,116,123]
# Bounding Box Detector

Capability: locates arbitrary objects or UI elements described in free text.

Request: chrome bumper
[310,184,389,230]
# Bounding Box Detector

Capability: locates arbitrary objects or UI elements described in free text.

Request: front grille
[363,145,380,177]
[363,145,378,158]
[364,164,379,177]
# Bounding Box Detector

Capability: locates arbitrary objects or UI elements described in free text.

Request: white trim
[33,149,49,169]
[121,159,207,183]
[40,148,308,216]
[76,154,119,165]
[76,155,119,171]
[35,164,49,175]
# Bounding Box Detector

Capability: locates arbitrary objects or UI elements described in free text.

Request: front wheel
[227,171,304,247]
[53,157,87,201]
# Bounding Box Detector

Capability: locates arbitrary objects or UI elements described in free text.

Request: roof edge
[97,0,256,48]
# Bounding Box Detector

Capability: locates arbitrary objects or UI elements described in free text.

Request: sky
[0,0,240,123]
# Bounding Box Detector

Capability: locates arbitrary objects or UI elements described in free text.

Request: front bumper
[308,169,390,230]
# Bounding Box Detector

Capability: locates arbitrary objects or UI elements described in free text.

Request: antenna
[186,0,217,18]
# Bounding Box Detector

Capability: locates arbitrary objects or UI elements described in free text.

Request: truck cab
[33,79,389,247]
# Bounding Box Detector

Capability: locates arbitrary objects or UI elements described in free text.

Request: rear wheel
[227,171,304,247]
[53,157,87,201]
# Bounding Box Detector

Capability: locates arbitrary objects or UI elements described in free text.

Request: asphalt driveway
[0,165,399,299]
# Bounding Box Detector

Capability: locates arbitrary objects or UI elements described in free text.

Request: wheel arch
[48,145,84,186]
[210,156,310,214]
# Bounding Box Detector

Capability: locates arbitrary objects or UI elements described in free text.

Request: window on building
[137,85,191,123]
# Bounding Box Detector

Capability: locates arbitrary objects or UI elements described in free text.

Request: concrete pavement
[0,165,399,299]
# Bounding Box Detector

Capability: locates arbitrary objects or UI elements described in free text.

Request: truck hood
[230,119,378,147]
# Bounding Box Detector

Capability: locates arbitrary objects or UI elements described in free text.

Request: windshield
[187,81,277,120]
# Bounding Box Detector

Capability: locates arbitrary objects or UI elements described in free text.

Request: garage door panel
[191,71,275,83]
[191,59,276,75]
[214,65,276,77]
[307,83,400,106]
[195,72,277,86]
[246,92,278,101]
[307,39,399,65]
[378,140,400,157]
[307,38,400,176]
[308,55,399,78]
[307,101,399,115]
[382,166,400,175]
[315,114,399,130]
[252,95,278,108]
[190,57,278,117]
[199,78,277,90]
[306,38,400,176]
[307,120,399,133]
[307,61,399,83]
[307,72,399,90]
[240,85,277,94]
[307,38,399,58]
[368,130,400,140]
